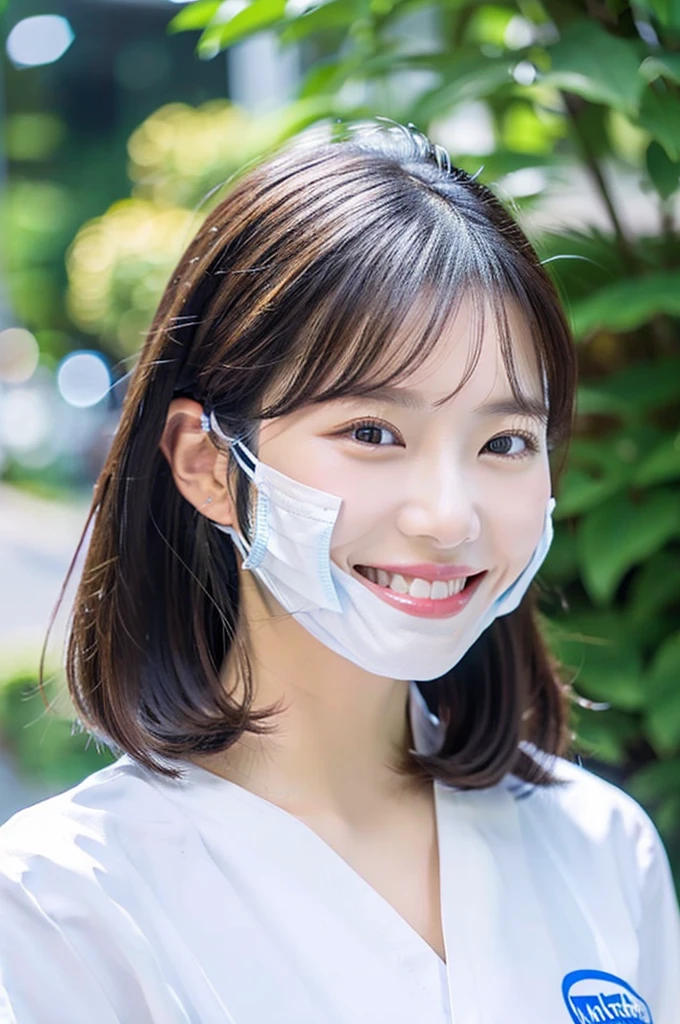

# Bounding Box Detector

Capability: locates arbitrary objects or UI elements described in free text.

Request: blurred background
[0,0,679,886]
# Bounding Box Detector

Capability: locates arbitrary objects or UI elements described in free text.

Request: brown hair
[59,122,576,784]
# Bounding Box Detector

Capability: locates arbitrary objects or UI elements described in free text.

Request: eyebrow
[344,386,549,423]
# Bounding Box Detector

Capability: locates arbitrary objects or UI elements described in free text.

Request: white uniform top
[0,684,679,1024]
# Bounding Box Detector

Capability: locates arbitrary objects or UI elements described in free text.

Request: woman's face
[255,295,551,624]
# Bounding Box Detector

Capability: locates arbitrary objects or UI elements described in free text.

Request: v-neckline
[158,757,449,971]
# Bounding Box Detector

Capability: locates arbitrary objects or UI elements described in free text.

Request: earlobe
[159,398,236,526]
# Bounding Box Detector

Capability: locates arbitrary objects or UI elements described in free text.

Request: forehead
[380,291,545,405]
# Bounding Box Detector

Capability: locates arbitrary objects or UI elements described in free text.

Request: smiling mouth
[354,566,484,601]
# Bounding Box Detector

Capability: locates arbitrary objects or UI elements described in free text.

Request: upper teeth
[360,568,467,599]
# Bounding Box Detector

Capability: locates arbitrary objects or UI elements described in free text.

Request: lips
[353,564,487,619]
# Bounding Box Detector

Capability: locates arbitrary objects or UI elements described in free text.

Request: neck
[194,574,417,822]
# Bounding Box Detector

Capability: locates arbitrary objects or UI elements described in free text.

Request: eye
[344,419,402,447]
[484,431,539,458]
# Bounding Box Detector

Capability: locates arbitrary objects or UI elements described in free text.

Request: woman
[1,123,678,1024]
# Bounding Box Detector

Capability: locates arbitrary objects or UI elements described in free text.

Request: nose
[395,455,482,549]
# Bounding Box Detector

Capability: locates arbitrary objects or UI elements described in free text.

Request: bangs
[187,136,574,455]
[251,228,570,447]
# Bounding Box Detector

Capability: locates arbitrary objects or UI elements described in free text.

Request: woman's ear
[159,398,236,526]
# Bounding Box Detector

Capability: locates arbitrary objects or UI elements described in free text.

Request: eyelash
[342,418,541,459]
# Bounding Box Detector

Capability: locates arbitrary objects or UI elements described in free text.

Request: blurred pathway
[0,482,89,650]
[0,483,89,822]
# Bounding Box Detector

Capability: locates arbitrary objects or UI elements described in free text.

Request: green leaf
[645,633,680,754]
[460,5,513,46]
[573,706,638,765]
[576,386,632,420]
[627,551,680,627]
[640,54,680,86]
[546,610,645,711]
[629,758,680,805]
[650,631,680,681]
[555,465,626,518]
[502,101,565,156]
[281,0,359,43]
[411,50,513,123]
[541,522,579,583]
[646,140,680,200]
[578,488,680,604]
[570,273,680,338]
[538,227,627,299]
[637,85,680,161]
[554,434,643,520]
[298,59,349,98]
[591,357,680,416]
[639,0,680,29]
[543,21,643,114]
[169,0,222,32]
[631,433,680,487]
[246,95,346,151]
[197,0,287,55]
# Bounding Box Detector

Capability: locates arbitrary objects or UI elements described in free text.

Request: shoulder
[522,758,680,1006]
[0,758,201,1021]
[0,755,189,889]
[520,755,658,845]
[512,755,670,903]
[439,754,669,904]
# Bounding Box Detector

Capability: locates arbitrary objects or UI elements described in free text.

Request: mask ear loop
[201,408,270,566]
[201,409,256,481]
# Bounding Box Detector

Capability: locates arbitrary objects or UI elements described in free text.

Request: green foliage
[196,0,288,56]
[66,101,256,355]
[543,20,643,114]
[64,97,341,355]
[4,114,66,163]
[578,489,680,604]
[646,141,680,201]
[0,670,116,790]
[570,276,680,336]
[0,180,76,333]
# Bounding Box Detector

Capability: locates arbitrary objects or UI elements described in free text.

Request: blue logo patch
[562,970,653,1023]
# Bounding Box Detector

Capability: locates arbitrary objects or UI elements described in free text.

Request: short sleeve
[0,864,123,1024]
[0,843,190,1024]
[635,818,680,1019]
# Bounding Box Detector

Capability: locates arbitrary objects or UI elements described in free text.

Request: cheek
[324,463,408,565]
[330,474,397,551]
[488,466,551,565]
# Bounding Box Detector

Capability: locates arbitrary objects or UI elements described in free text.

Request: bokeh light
[66,199,198,354]
[0,328,40,385]
[513,61,537,86]
[500,167,547,198]
[504,16,534,49]
[65,101,254,355]
[0,387,52,452]
[127,101,250,206]
[57,351,111,408]
[6,15,74,69]
[5,113,65,162]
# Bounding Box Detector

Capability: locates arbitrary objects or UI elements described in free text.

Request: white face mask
[204,411,555,682]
